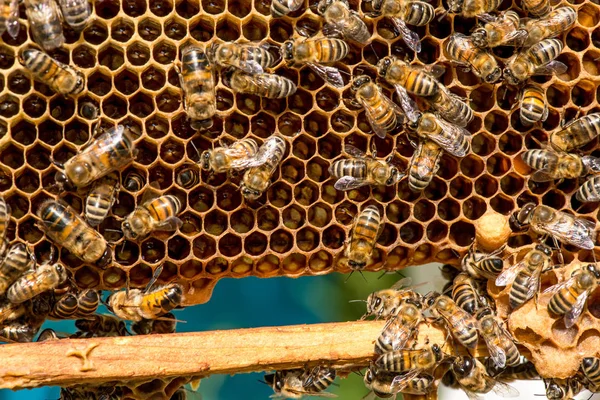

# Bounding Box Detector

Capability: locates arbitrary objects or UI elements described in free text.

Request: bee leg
[551,236,565,266]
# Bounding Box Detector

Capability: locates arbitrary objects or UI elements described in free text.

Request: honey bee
[520,84,548,126]
[240,135,287,201]
[37,328,60,341]
[452,272,484,315]
[0,322,38,343]
[176,166,199,189]
[271,0,303,17]
[85,177,119,227]
[407,139,443,193]
[107,282,184,322]
[79,102,99,120]
[374,301,422,354]
[7,261,68,304]
[447,0,501,17]
[207,42,275,74]
[544,377,584,400]
[264,367,337,398]
[349,75,405,139]
[522,7,576,47]
[54,124,136,188]
[487,360,539,380]
[471,11,527,48]
[503,38,566,86]
[446,33,502,83]
[462,244,506,280]
[123,171,144,192]
[21,49,85,97]
[49,292,78,319]
[57,0,91,31]
[476,308,520,369]
[200,138,260,174]
[512,203,596,250]
[0,0,19,39]
[545,264,600,328]
[0,298,27,324]
[375,344,444,375]
[24,0,64,51]
[581,357,600,391]
[282,37,349,88]
[329,144,403,191]
[549,113,600,152]
[75,314,128,337]
[495,244,552,310]
[342,205,381,271]
[223,69,297,99]
[177,45,216,130]
[406,112,472,158]
[522,0,550,17]
[576,176,600,203]
[131,312,177,335]
[451,356,519,398]
[316,0,370,44]
[0,194,9,244]
[522,149,600,182]
[76,289,100,317]
[37,200,113,266]
[426,293,478,349]
[364,365,434,398]
[364,277,422,319]
[121,192,183,241]
[0,243,35,295]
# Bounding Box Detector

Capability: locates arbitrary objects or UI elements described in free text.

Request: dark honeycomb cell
[15,168,39,193]
[378,223,398,247]
[50,97,76,121]
[304,111,328,138]
[400,222,424,245]
[460,155,485,178]
[331,110,355,133]
[472,132,496,156]
[496,86,519,110]
[190,16,215,41]
[417,39,440,64]
[490,194,515,215]
[547,83,570,107]
[566,27,591,52]
[487,154,511,176]
[469,84,495,112]
[281,159,305,185]
[7,71,30,95]
[501,173,525,196]
[88,71,112,96]
[150,0,173,16]
[245,231,268,256]
[216,18,241,41]
[0,94,19,118]
[98,45,125,70]
[292,135,316,160]
[316,87,340,112]
[463,196,486,220]
[95,0,120,19]
[438,198,460,221]
[571,80,596,107]
[225,112,249,138]
[414,199,436,222]
[102,94,128,119]
[251,112,275,138]
[148,164,173,189]
[427,220,448,242]
[499,131,522,155]
[114,69,140,95]
[270,229,293,254]
[484,110,509,134]
[542,190,566,210]
[0,143,24,169]
[74,267,101,288]
[6,192,29,219]
[123,0,147,16]
[243,17,268,40]
[257,205,280,231]
[556,53,581,81]
[129,93,154,118]
[17,217,42,243]
[11,120,37,146]
[141,238,166,263]
[308,202,332,228]
[449,221,474,247]
[583,50,600,75]
[297,227,319,252]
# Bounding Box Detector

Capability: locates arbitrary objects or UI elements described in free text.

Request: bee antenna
[352,370,364,377]
[144,265,164,293]
[437,9,449,22]
[344,271,354,283]
[348,299,367,303]
[369,42,381,61]
[359,270,368,283]
[257,379,269,386]
[190,140,202,161]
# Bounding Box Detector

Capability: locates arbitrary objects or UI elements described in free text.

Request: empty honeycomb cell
[455,68,479,87]
[38,121,62,146]
[580,3,600,26]
[471,132,496,157]
[542,189,566,210]
[82,21,109,46]
[153,40,177,65]
[463,196,487,220]
[566,27,591,52]
[228,0,252,17]
[171,115,196,140]
[231,209,255,233]
[363,39,389,66]
[490,194,514,215]
[96,0,120,18]
[496,86,519,110]
[71,45,97,69]
[449,221,475,247]
[180,212,202,236]
[417,38,440,64]
[245,231,268,255]
[414,199,436,222]
[268,19,292,43]
[129,93,154,118]
[102,94,128,119]
[11,120,37,146]
[308,202,332,228]
[204,210,228,236]
[281,159,305,185]
[188,185,213,214]
[498,131,522,155]
[427,220,448,242]
[50,97,76,121]
[149,164,174,189]
[487,154,511,177]
[452,16,477,35]
[176,0,199,17]
[484,110,509,134]
[215,184,241,211]
[219,233,243,257]
[384,201,409,225]
[123,0,147,16]
[297,227,319,252]
[438,198,461,221]
[189,16,215,41]
[128,264,154,287]
[15,168,39,193]
[314,88,339,113]
[243,16,268,41]
[102,267,127,288]
[25,146,50,171]
[429,13,452,39]
[500,172,525,196]
[0,143,24,169]
[7,71,30,95]
[331,109,355,133]
[17,217,42,243]
[150,0,173,16]
[234,93,260,115]
[159,139,185,165]
[318,225,343,250]
[571,80,596,107]
[529,180,551,195]
[400,221,424,245]
[270,229,294,254]
[460,155,484,178]
[556,53,581,81]
[556,178,578,195]
[114,69,140,96]
[98,44,125,70]
[216,17,241,41]
[378,223,398,247]
[88,71,112,96]
[193,235,217,258]
[157,89,181,113]
[397,180,420,202]
[524,129,548,149]
[74,267,101,289]
[449,176,473,200]
[372,185,396,204]
[0,94,18,118]
[65,120,92,145]
[469,84,495,112]
[583,50,600,75]
[301,112,328,139]
[317,134,340,161]
[547,82,570,107]
[181,259,203,279]
[141,238,166,263]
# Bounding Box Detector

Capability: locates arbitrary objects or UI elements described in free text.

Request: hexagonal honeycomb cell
[0,0,597,313]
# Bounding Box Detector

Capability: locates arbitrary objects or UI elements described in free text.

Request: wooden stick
[0,320,484,390]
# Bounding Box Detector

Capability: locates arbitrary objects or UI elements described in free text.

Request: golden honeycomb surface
[0,0,598,307]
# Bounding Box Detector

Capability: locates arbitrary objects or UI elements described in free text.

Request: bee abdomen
[509,276,531,309]
[524,0,550,16]
[50,293,78,319]
[548,289,578,315]
[263,74,297,98]
[330,160,367,179]
[58,0,91,30]
[528,39,562,65]
[404,2,435,25]
[583,357,600,385]
[0,196,8,238]
[577,176,600,203]
[316,38,349,62]
[77,289,100,317]
[147,195,182,222]
[521,149,549,170]
[521,85,547,125]
[86,193,112,227]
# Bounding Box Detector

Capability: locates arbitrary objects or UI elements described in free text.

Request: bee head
[386,167,401,185]
[348,259,367,270]
[351,75,371,92]
[432,344,444,361]
[200,150,212,171]
[510,202,536,231]
[485,67,502,84]
[363,367,374,385]
[447,0,462,13]
[241,185,261,201]
[586,264,600,279]
[97,247,113,268]
[121,219,140,241]
[316,0,334,14]
[74,73,86,94]
[282,40,295,63]
[502,67,519,86]
[54,171,71,189]
[423,291,440,308]
[470,28,487,47]
[535,244,552,257]
[376,57,393,78]
[545,380,565,400]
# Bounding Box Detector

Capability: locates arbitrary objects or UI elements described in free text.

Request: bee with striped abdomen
[207,42,275,74]
[348,75,404,139]
[108,281,183,322]
[495,244,552,310]
[342,205,382,271]
[0,322,38,343]
[544,377,584,400]
[426,293,478,349]
[0,243,35,295]
[282,37,349,88]
[132,312,177,335]
[200,138,260,174]
[54,124,136,189]
[407,112,472,158]
[21,49,85,97]
[471,11,527,48]
[375,344,444,376]
[223,69,297,98]
[461,244,506,280]
[368,0,434,52]
[316,0,370,44]
[364,365,434,398]
[576,176,600,203]
[24,0,64,51]
[447,0,501,17]
[581,357,600,392]
[451,356,519,398]
[512,203,597,250]
[75,289,100,317]
[7,261,68,304]
[520,84,548,126]
[550,113,600,152]
[364,277,421,319]
[37,200,112,266]
[476,308,520,368]
[407,139,443,193]
[122,190,183,240]
[521,149,600,182]
[503,38,566,86]
[523,7,576,47]
[240,135,287,201]
[123,171,144,192]
[57,0,91,31]
[0,298,27,324]
[374,301,422,354]
[487,360,539,380]
[75,314,128,337]
[522,0,550,17]
[270,0,303,17]
[176,166,199,189]
[177,46,217,130]
[545,264,600,328]
[49,292,78,319]
[0,0,19,39]
[452,272,484,315]
[265,366,337,398]
[0,195,9,247]
[85,176,119,227]
[329,144,403,191]
[446,33,502,83]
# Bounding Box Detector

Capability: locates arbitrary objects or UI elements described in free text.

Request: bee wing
[394,85,420,123]
[503,29,528,47]
[358,93,404,139]
[390,369,422,391]
[390,276,412,290]
[484,336,507,369]
[343,145,368,158]
[390,18,421,53]
[495,260,526,287]
[491,381,519,398]
[140,181,161,205]
[564,290,590,329]
[6,0,19,39]
[428,117,471,157]
[334,176,368,191]
[532,61,568,76]
[477,13,496,22]
[524,265,542,300]
[307,63,345,88]
[543,215,595,250]
[154,216,183,232]
[582,156,600,173]
[239,60,265,75]
[229,157,267,170]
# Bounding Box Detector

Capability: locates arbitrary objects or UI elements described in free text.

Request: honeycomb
[0,0,599,308]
